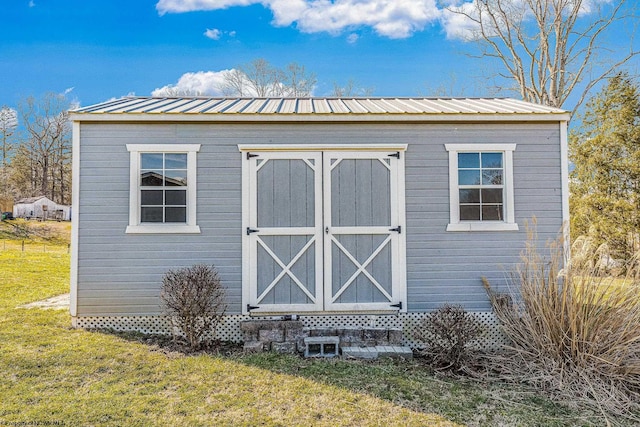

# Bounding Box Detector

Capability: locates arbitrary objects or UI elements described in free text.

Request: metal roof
[70,97,570,122]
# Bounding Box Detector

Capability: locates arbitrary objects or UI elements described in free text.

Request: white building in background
[13,196,71,221]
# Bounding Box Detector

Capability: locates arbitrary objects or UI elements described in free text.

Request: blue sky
[0,0,637,109]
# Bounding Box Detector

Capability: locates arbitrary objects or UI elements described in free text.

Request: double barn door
[243,149,406,314]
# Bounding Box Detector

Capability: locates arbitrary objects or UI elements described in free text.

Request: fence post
[22,240,25,252]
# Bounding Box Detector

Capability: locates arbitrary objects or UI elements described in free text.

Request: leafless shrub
[483,221,640,422]
[160,264,227,350]
[413,304,484,372]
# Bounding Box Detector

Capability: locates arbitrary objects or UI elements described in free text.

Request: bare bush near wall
[483,223,640,422]
[413,304,484,373]
[160,264,227,350]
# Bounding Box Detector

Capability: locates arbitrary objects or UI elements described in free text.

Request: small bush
[160,264,227,350]
[413,304,484,372]
[483,222,640,421]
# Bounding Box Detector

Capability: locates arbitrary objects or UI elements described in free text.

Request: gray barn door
[323,151,403,311]
[245,149,405,313]
[247,152,323,312]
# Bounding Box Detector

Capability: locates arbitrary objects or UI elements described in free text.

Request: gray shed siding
[76,121,563,316]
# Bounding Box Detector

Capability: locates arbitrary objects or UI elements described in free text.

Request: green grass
[0,246,615,426]
[0,248,456,426]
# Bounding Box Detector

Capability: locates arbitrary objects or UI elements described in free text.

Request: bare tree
[17,93,72,204]
[220,68,251,96]
[279,63,316,97]
[0,106,18,209]
[0,106,17,168]
[447,0,639,111]
[220,58,317,97]
[331,78,375,97]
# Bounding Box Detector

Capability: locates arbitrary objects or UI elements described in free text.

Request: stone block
[342,346,378,360]
[272,341,297,354]
[309,327,337,337]
[281,320,303,329]
[285,325,306,342]
[243,341,265,353]
[388,329,403,345]
[338,327,363,339]
[363,327,388,343]
[259,328,284,342]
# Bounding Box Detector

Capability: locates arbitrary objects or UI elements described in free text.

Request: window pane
[141,170,164,186]
[482,189,503,204]
[459,170,480,185]
[458,153,479,168]
[482,205,503,221]
[141,190,163,205]
[141,153,163,169]
[165,153,188,169]
[459,189,480,203]
[481,153,503,169]
[165,207,186,223]
[164,170,187,186]
[166,190,186,206]
[482,170,503,185]
[460,205,480,220]
[141,207,163,222]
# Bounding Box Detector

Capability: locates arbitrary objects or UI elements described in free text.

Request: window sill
[446,222,519,232]
[125,224,201,234]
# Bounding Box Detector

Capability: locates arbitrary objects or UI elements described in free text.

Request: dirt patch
[19,293,69,310]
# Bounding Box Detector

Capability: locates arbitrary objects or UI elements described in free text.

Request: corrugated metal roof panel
[71,97,569,121]
[312,99,331,113]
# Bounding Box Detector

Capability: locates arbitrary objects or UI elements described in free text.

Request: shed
[13,196,71,221]
[69,97,570,348]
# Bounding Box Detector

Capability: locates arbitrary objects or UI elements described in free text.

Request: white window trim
[125,143,201,234]
[445,143,518,232]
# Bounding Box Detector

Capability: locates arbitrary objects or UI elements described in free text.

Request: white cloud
[204,28,222,39]
[157,0,442,39]
[28,0,35,8]
[346,33,359,44]
[151,70,231,96]
[157,0,613,41]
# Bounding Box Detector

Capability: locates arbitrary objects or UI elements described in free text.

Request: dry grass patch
[483,226,640,424]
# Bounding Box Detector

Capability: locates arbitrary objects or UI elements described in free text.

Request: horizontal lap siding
[76,122,563,316]
[405,123,562,311]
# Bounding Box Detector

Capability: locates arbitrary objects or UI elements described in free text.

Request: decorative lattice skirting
[73,312,510,351]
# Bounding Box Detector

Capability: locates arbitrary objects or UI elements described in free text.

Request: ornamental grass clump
[413,304,484,372]
[161,264,227,350]
[483,224,640,421]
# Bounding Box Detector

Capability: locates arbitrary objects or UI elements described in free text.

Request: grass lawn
[0,243,613,426]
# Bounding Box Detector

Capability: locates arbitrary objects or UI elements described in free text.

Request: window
[126,144,200,234]
[445,144,518,232]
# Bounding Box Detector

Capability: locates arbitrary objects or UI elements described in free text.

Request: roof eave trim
[69,112,572,123]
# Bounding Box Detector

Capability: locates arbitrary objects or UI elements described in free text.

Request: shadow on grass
[98,328,606,427]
